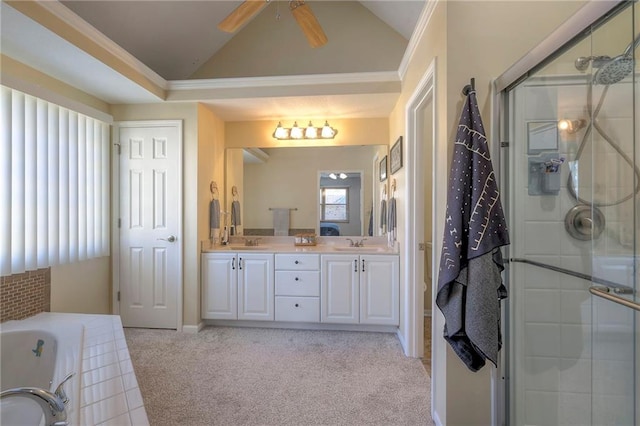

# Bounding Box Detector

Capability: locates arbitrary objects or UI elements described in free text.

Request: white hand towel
[272,208,290,236]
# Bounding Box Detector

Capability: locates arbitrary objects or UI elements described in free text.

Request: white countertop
[201,236,398,255]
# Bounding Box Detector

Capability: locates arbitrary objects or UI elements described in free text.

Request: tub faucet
[0,387,68,426]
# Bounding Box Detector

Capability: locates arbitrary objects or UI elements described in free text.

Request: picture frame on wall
[379,155,388,182]
[390,136,403,174]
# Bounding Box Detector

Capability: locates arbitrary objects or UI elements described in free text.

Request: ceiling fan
[218,0,328,48]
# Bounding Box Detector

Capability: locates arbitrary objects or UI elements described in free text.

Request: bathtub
[1,317,83,426]
[0,313,148,426]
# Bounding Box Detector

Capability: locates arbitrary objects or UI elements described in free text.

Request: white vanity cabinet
[321,254,399,325]
[201,252,274,321]
[274,254,320,322]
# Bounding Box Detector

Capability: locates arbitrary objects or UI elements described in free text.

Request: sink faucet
[0,387,68,426]
[245,237,261,246]
[346,238,367,247]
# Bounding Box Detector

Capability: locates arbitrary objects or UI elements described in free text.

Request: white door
[360,255,399,325]
[238,253,274,321]
[116,121,181,329]
[202,253,237,320]
[321,254,359,324]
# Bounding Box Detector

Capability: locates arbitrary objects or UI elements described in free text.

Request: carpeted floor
[125,326,433,426]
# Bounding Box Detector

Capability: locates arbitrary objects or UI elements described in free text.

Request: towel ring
[231,186,238,198]
[210,181,219,199]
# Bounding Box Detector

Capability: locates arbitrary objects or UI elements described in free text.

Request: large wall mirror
[225,145,388,237]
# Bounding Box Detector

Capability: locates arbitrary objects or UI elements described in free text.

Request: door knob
[158,235,177,242]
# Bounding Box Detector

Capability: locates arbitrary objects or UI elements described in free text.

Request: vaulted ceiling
[1,1,427,120]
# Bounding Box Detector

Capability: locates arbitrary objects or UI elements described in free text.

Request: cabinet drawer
[275,254,320,271]
[275,271,320,296]
[275,296,320,322]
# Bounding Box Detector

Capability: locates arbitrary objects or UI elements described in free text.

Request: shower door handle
[589,285,640,311]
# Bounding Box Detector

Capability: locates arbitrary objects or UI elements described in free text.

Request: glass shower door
[586,4,637,425]
[504,2,638,424]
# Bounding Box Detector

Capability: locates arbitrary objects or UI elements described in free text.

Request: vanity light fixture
[558,118,587,134]
[272,120,338,140]
[328,172,348,180]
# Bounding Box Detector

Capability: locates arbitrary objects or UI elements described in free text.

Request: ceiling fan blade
[289,1,327,48]
[218,1,268,33]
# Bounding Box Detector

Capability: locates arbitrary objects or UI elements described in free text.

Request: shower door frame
[493,1,632,424]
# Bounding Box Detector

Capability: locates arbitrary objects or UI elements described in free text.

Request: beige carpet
[125,326,433,426]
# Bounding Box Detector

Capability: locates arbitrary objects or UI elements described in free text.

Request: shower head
[592,55,634,84]
[574,32,640,85]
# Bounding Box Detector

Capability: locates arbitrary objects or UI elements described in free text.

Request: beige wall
[110,102,201,328]
[225,118,389,149]
[191,1,407,79]
[51,257,110,314]
[388,1,587,424]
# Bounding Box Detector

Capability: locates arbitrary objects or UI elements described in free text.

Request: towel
[436,88,510,372]
[272,208,290,236]
[209,199,220,238]
[231,201,241,226]
[380,199,387,233]
[367,203,373,236]
[387,197,396,246]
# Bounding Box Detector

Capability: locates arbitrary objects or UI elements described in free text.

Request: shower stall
[498,1,638,425]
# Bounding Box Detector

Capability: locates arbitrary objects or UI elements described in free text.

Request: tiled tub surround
[510,80,637,425]
[0,313,149,426]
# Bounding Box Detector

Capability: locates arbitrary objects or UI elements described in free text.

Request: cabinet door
[360,255,399,325]
[202,253,237,319]
[321,255,359,324]
[238,253,274,321]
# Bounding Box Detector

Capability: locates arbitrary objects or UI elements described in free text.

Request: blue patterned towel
[436,89,510,372]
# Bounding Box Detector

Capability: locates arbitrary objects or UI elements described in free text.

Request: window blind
[0,86,110,276]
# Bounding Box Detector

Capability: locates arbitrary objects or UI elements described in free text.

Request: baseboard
[203,319,398,334]
[396,329,408,355]
[182,322,204,333]
[423,310,432,317]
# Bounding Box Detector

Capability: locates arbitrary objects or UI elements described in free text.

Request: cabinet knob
[295,277,299,281]
[295,303,299,307]
[295,260,299,264]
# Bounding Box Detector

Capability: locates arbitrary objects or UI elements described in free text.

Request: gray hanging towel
[380,199,387,232]
[387,197,396,245]
[436,88,510,372]
[209,199,220,237]
[231,200,241,226]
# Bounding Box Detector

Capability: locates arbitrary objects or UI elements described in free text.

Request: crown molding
[10,0,167,91]
[398,0,439,81]
[168,71,401,91]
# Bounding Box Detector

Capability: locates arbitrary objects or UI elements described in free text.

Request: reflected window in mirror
[320,187,349,222]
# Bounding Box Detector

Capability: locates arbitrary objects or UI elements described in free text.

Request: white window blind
[1,86,110,276]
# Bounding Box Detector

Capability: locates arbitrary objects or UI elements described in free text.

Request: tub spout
[0,387,68,426]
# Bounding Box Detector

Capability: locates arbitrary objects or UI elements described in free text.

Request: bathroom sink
[333,246,386,252]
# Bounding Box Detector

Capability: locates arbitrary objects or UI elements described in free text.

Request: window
[320,187,349,222]
[1,86,110,276]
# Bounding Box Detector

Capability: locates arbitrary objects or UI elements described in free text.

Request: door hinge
[114,143,121,154]
[118,218,121,228]
[117,291,120,302]
[501,141,510,148]
[418,243,426,251]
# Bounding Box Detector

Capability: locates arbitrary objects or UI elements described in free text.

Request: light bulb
[339,173,347,179]
[273,122,289,139]
[321,121,336,138]
[290,122,303,139]
[305,121,318,139]
[329,173,337,179]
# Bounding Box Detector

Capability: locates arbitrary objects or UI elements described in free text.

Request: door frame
[405,57,436,409]
[111,120,183,331]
